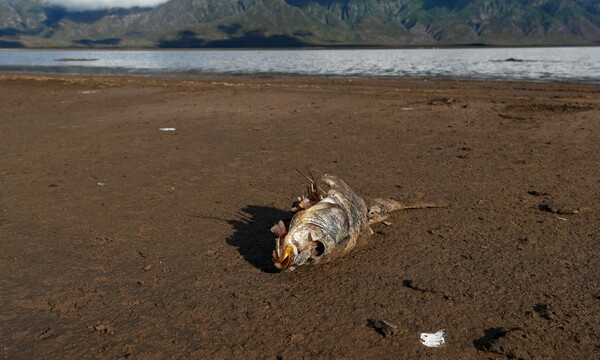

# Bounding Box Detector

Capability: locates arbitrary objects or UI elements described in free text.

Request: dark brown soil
[1,74,599,359]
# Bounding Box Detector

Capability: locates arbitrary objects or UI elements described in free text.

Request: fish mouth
[273,245,294,270]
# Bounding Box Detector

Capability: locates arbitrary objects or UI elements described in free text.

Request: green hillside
[0,0,599,48]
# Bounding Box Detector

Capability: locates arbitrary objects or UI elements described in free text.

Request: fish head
[273,231,323,271]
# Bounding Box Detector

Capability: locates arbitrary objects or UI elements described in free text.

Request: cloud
[43,0,170,11]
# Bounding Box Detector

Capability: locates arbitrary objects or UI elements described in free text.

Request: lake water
[0,47,599,82]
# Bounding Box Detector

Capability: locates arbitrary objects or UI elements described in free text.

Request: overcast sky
[43,0,171,11]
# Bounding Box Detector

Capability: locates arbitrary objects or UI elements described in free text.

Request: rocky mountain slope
[1,0,599,48]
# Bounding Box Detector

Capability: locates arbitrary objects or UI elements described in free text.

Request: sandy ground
[0,74,599,359]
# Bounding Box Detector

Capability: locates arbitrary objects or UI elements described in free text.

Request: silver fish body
[272,174,369,270]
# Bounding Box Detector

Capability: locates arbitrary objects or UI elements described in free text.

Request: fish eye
[314,241,325,256]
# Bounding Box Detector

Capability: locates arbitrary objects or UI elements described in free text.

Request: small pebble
[368,319,398,338]
[38,328,54,340]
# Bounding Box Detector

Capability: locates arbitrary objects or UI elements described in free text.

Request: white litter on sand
[420,329,447,347]
[159,128,176,131]
[78,90,98,94]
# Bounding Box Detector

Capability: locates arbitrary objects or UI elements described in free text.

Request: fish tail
[368,198,443,225]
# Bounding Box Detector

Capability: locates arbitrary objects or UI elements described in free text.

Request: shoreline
[2,71,600,86]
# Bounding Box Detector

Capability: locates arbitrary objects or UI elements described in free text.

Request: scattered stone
[474,327,521,351]
[539,202,579,215]
[97,182,106,187]
[518,236,531,246]
[367,319,398,337]
[533,303,552,320]
[93,323,114,335]
[474,327,531,359]
[498,113,526,120]
[38,328,54,340]
[142,264,152,271]
[402,279,436,294]
[428,228,445,238]
[428,97,456,106]
[206,249,216,257]
[288,333,304,342]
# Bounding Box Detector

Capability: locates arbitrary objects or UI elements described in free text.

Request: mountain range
[1,0,600,48]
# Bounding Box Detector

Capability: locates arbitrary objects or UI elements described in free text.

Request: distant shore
[2,43,600,50]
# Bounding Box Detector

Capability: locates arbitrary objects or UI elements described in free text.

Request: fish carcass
[271,174,438,271]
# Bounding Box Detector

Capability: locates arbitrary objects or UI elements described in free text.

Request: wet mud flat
[0,74,598,359]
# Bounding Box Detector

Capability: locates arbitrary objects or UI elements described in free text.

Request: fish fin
[291,168,323,211]
[270,220,287,237]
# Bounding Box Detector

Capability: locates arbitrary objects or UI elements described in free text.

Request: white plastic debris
[401,107,414,111]
[159,128,176,131]
[78,90,98,94]
[420,329,447,347]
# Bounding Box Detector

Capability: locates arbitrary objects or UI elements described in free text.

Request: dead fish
[272,174,439,271]
[271,174,367,270]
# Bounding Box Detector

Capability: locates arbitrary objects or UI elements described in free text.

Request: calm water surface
[0,47,598,82]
